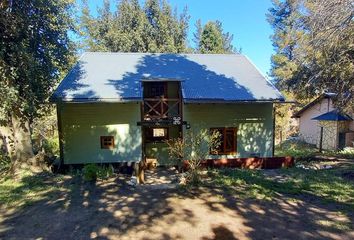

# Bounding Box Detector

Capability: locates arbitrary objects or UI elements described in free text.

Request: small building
[51,52,284,166]
[293,93,354,150]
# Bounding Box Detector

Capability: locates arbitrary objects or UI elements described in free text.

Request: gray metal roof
[52,52,284,102]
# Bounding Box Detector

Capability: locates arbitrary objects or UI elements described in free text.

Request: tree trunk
[10,114,34,164]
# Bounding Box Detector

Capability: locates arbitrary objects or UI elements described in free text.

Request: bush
[83,164,98,182]
[166,129,221,185]
[96,165,114,179]
[82,164,114,182]
[42,136,59,156]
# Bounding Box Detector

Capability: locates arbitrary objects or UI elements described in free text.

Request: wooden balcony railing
[143,98,181,120]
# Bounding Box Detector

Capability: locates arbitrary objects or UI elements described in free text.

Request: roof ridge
[84,51,243,57]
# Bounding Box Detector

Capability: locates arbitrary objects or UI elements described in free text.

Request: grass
[209,162,354,212]
[0,170,65,208]
[274,140,318,159]
[275,139,354,160]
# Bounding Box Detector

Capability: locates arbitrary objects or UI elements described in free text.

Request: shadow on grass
[210,168,354,211]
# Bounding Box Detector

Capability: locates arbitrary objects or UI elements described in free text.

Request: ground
[0,160,353,240]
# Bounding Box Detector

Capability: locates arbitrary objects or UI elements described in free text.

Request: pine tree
[268,0,353,110]
[194,20,236,54]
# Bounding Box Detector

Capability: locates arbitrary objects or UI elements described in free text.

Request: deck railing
[143,97,181,120]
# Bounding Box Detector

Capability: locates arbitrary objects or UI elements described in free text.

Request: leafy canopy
[268,0,354,111]
[79,0,190,53]
[0,0,75,123]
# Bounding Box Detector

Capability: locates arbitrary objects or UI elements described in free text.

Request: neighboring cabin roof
[312,110,352,121]
[292,93,336,118]
[51,52,284,103]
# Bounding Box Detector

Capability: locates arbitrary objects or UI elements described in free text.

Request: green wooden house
[51,52,284,166]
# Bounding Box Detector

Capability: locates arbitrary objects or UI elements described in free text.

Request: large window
[210,128,237,155]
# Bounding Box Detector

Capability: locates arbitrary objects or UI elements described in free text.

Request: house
[51,52,285,167]
[293,93,354,150]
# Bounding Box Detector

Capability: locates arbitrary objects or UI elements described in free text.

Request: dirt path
[0,172,353,240]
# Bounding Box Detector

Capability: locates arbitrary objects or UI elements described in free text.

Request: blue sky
[84,0,274,76]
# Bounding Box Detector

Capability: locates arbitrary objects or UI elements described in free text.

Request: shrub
[82,164,114,182]
[166,129,221,185]
[96,165,114,179]
[83,164,98,182]
[42,136,59,156]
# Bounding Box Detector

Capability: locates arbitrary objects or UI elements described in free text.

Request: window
[153,128,167,137]
[145,82,167,98]
[145,127,169,141]
[210,128,237,155]
[100,136,114,149]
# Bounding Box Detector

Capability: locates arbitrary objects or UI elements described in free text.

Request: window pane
[153,128,166,137]
[225,129,235,153]
[101,136,114,149]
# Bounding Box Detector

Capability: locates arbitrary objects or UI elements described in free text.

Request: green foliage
[96,165,114,180]
[275,139,318,160]
[326,147,354,160]
[276,139,354,160]
[82,164,98,182]
[82,164,114,182]
[268,0,354,110]
[166,129,221,185]
[195,20,236,54]
[42,137,60,157]
[211,164,354,211]
[0,152,11,174]
[199,22,224,53]
[79,0,189,53]
[274,91,299,143]
[0,0,75,122]
[0,172,62,208]
[0,0,75,165]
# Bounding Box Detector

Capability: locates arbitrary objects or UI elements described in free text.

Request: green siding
[59,102,142,164]
[183,103,274,158]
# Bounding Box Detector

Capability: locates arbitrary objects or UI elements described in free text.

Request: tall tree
[0,0,75,164]
[79,0,189,53]
[194,20,237,54]
[268,0,354,111]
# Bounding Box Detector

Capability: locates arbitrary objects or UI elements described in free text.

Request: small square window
[100,136,114,149]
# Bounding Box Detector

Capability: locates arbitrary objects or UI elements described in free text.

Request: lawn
[208,161,354,212]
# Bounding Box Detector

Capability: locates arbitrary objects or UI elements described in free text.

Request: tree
[0,0,75,165]
[194,20,237,53]
[268,0,354,111]
[79,0,190,53]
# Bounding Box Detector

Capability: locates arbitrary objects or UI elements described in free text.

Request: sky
[85,0,275,76]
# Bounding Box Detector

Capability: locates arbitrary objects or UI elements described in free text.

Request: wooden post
[135,161,145,184]
[319,127,323,153]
